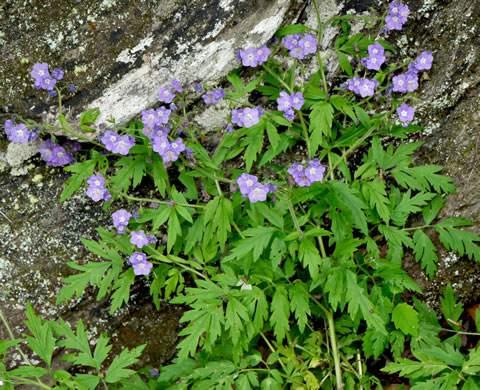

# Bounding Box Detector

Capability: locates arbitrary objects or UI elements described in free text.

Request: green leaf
[362,181,390,223]
[440,283,463,329]
[24,302,55,368]
[289,283,310,333]
[92,333,112,368]
[310,101,334,154]
[60,159,97,202]
[104,345,145,383]
[298,238,321,278]
[80,107,100,125]
[422,195,446,225]
[435,218,480,261]
[353,104,370,128]
[9,366,48,378]
[261,376,282,390]
[413,230,439,279]
[463,347,480,375]
[345,270,386,334]
[392,303,419,336]
[224,227,276,263]
[362,329,387,359]
[266,122,280,150]
[336,51,353,77]
[270,286,289,341]
[275,24,312,37]
[382,357,449,379]
[392,165,456,194]
[227,73,244,92]
[110,269,135,314]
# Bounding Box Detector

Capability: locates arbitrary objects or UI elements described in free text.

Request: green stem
[259,331,286,370]
[286,197,302,233]
[119,192,205,209]
[231,220,245,239]
[60,123,104,147]
[262,64,293,94]
[0,310,48,389]
[55,86,63,116]
[290,58,296,91]
[215,180,223,196]
[402,224,432,231]
[309,295,343,389]
[329,125,376,175]
[298,112,312,158]
[7,376,51,389]
[312,0,329,95]
[149,247,207,280]
[194,166,235,184]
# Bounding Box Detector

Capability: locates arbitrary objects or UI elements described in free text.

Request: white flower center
[148,114,154,121]
[372,48,378,54]
[118,141,126,149]
[392,7,398,13]
[119,216,125,222]
[164,90,170,96]
[393,16,399,22]
[246,179,253,187]
[110,136,117,142]
[401,110,407,117]
[398,80,404,86]
[371,57,377,63]
[95,180,101,186]
[420,58,426,64]
[310,167,317,175]
[39,70,45,76]
[17,130,24,136]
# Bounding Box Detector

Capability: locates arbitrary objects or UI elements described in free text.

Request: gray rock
[0,0,304,139]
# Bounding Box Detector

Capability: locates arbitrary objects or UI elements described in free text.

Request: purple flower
[52,68,64,80]
[202,92,218,105]
[385,14,404,31]
[290,92,305,110]
[112,209,131,232]
[101,130,120,151]
[226,124,234,133]
[368,42,384,57]
[103,190,112,202]
[156,106,171,124]
[170,138,185,154]
[147,235,158,244]
[129,251,147,265]
[130,230,150,249]
[213,87,226,100]
[162,149,180,163]
[277,90,292,112]
[389,1,402,15]
[5,123,31,143]
[397,4,410,22]
[39,139,55,163]
[239,47,259,67]
[171,78,183,93]
[248,183,268,203]
[290,46,305,60]
[282,34,301,50]
[358,79,376,97]
[265,182,278,193]
[152,135,170,156]
[365,54,386,71]
[158,87,175,103]
[415,51,433,70]
[287,163,305,182]
[299,34,317,55]
[397,103,414,123]
[242,107,260,128]
[406,75,418,92]
[255,45,271,64]
[48,89,58,97]
[406,61,419,77]
[170,103,178,111]
[255,106,264,117]
[305,162,326,183]
[132,259,153,276]
[50,145,73,166]
[347,77,362,94]
[231,109,244,127]
[86,186,106,202]
[194,82,203,93]
[30,63,50,82]
[112,135,135,155]
[284,109,295,121]
[69,83,76,92]
[142,109,159,129]
[38,76,57,91]
[392,74,408,93]
[237,173,258,197]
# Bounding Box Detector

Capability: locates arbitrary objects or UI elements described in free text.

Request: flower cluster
[86,175,112,202]
[30,63,64,91]
[397,103,415,127]
[288,159,326,187]
[202,87,226,105]
[152,136,185,163]
[346,77,379,97]
[277,90,305,120]
[391,52,433,94]
[361,42,386,71]
[4,120,37,144]
[231,106,264,128]
[128,251,153,276]
[112,209,132,234]
[384,2,409,32]
[130,230,157,249]
[39,139,75,167]
[282,33,317,60]
[141,107,171,130]
[237,45,271,67]
[236,173,275,203]
[100,130,135,155]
